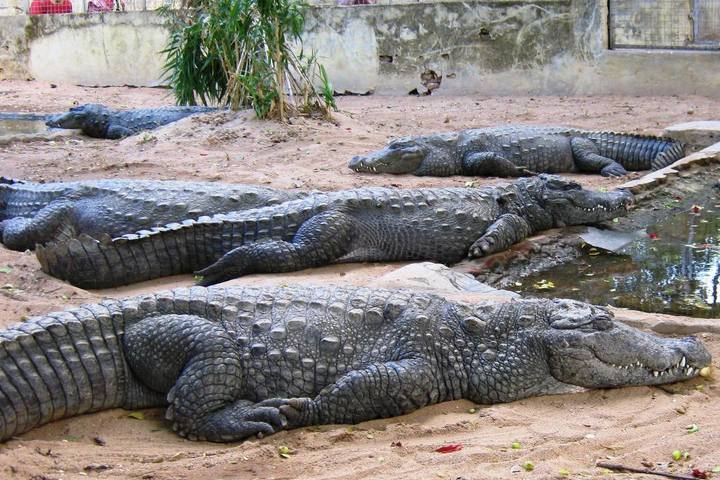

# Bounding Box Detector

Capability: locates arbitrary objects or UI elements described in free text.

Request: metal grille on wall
[609,0,720,50]
[7,0,181,14]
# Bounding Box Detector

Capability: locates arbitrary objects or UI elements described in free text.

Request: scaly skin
[45,104,215,139]
[0,178,305,251]
[0,285,710,443]
[36,175,633,288]
[349,125,686,177]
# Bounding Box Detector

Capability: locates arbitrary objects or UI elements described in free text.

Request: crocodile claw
[516,166,537,177]
[261,397,314,428]
[600,163,629,177]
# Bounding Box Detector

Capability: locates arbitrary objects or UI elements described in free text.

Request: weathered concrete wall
[304,1,578,94]
[1,13,168,85]
[1,1,719,96]
[0,14,31,79]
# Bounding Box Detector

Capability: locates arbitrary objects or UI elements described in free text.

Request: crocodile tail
[35,218,222,288]
[651,140,686,170]
[0,303,129,441]
[588,132,685,171]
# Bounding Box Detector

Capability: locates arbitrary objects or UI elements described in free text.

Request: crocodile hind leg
[571,138,628,177]
[1,200,77,250]
[462,152,536,177]
[124,314,287,442]
[468,213,534,257]
[106,124,135,139]
[266,359,439,427]
[195,210,357,286]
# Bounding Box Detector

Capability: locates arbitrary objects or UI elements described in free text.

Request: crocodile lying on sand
[37,175,633,288]
[45,104,215,139]
[348,125,686,177]
[0,178,304,251]
[0,285,710,442]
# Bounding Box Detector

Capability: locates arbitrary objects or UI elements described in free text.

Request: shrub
[160,0,336,120]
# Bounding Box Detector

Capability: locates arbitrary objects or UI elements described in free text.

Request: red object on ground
[435,443,463,453]
[28,0,72,14]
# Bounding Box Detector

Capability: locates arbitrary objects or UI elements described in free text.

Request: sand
[0,80,718,479]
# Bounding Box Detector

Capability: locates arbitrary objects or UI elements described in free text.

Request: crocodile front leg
[468,213,534,257]
[272,359,440,427]
[571,138,628,177]
[124,315,287,442]
[462,152,536,177]
[106,124,135,139]
[1,200,77,250]
[196,210,357,285]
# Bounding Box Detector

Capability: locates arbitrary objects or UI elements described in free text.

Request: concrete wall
[1,1,719,96]
[1,13,168,85]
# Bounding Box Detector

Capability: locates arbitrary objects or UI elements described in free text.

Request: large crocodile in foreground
[45,104,215,139]
[348,125,686,177]
[37,175,632,288]
[0,178,304,251]
[0,285,710,442]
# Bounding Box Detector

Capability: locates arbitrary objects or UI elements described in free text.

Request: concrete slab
[374,262,518,298]
[664,121,720,152]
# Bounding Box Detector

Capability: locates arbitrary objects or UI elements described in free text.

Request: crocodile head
[542,299,711,388]
[519,175,633,226]
[348,133,458,175]
[463,298,711,403]
[46,104,110,137]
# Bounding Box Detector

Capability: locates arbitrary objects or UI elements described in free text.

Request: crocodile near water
[0,285,710,442]
[36,175,633,288]
[0,178,304,251]
[45,104,215,139]
[348,125,686,177]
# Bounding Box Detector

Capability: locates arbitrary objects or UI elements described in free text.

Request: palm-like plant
[160,0,336,120]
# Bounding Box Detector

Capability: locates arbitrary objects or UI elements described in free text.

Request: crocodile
[36,175,633,288]
[348,125,686,177]
[45,104,215,139]
[0,284,710,443]
[0,178,305,251]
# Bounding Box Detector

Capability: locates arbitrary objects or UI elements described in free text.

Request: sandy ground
[0,81,719,479]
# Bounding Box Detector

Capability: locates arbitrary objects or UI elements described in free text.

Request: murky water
[0,119,48,136]
[517,190,720,318]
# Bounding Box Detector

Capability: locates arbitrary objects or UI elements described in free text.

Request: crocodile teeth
[687,367,694,376]
[680,356,686,367]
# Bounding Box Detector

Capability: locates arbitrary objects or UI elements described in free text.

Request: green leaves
[161,0,334,120]
[127,411,145,420]
[533,279,555,290]
[672,450,690,461]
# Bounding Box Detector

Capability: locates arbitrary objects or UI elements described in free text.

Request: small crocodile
[349,125,686,177]
[0,285,710,442]
[0,178,305,251]
[36,175,632,288]
[45,104,215,139]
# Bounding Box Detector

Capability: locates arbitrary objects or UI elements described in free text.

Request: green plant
[160,0,334,121]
